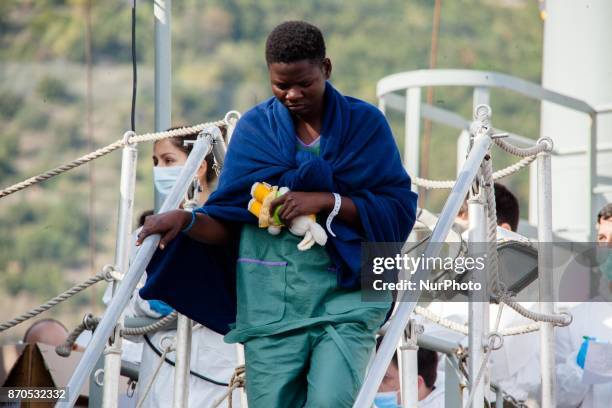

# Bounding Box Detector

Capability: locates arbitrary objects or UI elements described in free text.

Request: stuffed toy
[247,182,328,251]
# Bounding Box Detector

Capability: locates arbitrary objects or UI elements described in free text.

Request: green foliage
[0,132,19,183]
[0,89,23,120]
[36,76,74,103]
[0,199,88,296]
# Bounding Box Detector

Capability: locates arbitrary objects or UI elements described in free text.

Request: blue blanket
[140,82,418,334]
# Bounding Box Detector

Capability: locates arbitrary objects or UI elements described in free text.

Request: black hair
[265,21,326,64]
[494,183,520,232]
[598,203,612,224]
[417,348,438,389]
[23,318,68,343]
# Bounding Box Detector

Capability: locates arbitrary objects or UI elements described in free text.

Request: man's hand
[136,209,191,250]
[269,192,333,225]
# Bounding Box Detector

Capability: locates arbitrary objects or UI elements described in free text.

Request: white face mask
[154,165,183,213]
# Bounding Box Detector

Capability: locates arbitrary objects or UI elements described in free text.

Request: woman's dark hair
[158,127,224,184]
[265,21,326,65]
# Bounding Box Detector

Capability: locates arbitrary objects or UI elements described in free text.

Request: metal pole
[354,131,493,408]
[154,0,171,131]
[58,134,214,408]
[467,196,488,408]
[101,133,138,408]
[537,137,556,408]
[400,320,419,408]
[587,114,597,240]
[173,315,192,408]
[406,87,421,190]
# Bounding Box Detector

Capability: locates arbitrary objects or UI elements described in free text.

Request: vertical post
[587,114,597,240]
[444,357,463,408]
[101,134,138,408]
[467,196,488,408]
[495,386,503,408]
[400,320,419,408]
[154,0,171,131]
[173,315,192,408]
[473,87,490,110]
[406,87,421,189]
[378,95,386,114]
[537,137,556,408]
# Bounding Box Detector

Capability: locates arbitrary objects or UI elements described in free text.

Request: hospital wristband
[182,209,197,233]
[326,193,341,238]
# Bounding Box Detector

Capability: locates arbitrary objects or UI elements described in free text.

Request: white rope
[413,155,536,190]
[0,271,110,332]
[136,342,174,408]
[494,138,549,158]
[413,306,540,336]
[211,365,245,408]
[481,151,571,327]
[0,120,227,199]
[121,311,178,336]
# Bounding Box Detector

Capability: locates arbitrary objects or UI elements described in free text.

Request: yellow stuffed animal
[247,182,328,251]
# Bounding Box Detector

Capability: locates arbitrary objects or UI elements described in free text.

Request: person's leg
[304,322,378,407]
[244,330,310,408]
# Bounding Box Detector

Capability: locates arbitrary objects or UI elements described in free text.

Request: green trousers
[225,225,391,407]
[244,320,378,407]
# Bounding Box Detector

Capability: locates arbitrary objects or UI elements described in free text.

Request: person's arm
[135,209,231,249]
[269,191,362,230]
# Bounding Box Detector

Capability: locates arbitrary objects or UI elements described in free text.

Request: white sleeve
[555,326,590,407]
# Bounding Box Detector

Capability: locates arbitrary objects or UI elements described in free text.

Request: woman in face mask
[127,130,241,407]
[153,130,217,213]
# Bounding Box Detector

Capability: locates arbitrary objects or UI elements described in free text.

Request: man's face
[598,218,612,243]
[268,59,331,119]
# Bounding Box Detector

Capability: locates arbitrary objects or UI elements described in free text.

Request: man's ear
[500,222,512,231]
[322,58,332,79]
[417,375,425,388]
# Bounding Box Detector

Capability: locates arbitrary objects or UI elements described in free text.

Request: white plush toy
[247,182,328,251]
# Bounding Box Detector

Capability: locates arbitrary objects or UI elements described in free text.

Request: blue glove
[147,299,174,317]
[577,336,596,369]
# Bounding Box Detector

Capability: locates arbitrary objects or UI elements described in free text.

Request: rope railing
[413,152,536,190]
[0,120,228,199]
[0,270,111,333]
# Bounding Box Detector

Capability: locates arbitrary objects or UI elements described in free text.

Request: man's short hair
[597,203,612,224]
[494,183,519,232]
[265,21,326,65]
[418,348,438,389]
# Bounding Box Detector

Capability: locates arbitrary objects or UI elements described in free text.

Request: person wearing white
[127,132,240,407]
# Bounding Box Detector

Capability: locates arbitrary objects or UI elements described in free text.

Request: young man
[137,21,417,406]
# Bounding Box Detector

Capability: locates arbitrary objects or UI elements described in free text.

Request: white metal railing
[377,69,612,240]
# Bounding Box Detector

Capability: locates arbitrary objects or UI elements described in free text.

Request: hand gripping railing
[57,127,217,408]
[353,117,494,407]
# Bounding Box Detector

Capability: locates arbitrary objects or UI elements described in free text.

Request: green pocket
[236,258,287,327]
